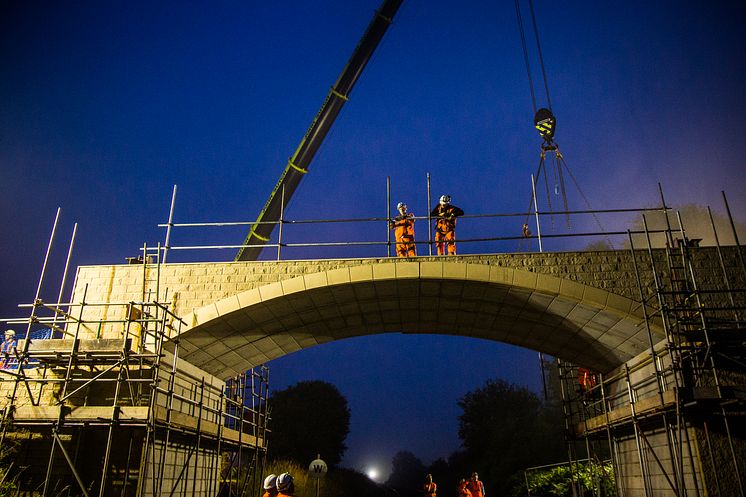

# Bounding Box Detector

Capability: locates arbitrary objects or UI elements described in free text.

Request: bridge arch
[173,260,662,379]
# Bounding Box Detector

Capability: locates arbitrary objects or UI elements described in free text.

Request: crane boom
[236,0,404,261]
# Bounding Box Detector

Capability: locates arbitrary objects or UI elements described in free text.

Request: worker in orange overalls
[262,474,277,497]
[457,479,473,497]
[468,472,485,497]
[431,195,464,255]
[390,202,416,257]
[578,367,597,393]
[423,473,437,497]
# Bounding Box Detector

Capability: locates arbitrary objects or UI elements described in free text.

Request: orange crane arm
[236,0,404,261]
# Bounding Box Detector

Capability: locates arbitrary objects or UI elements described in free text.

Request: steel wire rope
[516,0,558,247]
[515,0,615,248]
[528,0,553,111]
[514,0,538,114]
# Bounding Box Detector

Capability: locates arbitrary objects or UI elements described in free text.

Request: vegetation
[269,381,350,466]
[259,459,384,497]
[386,450,427,493]
[518,459,616,497]
[0,435,19,497]
[267,369,612,497]
[457,378,566,496]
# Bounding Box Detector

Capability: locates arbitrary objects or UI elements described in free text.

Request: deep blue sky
[2,0,745,478]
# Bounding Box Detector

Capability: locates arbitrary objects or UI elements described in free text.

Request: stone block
[257,282,283,301]
[559,278,585,301]
[236,288,262,308]
[326,267,352,286]
[349,265,373,282]
[513,269,537,289]
[466,263,490,282]
[442,262,467,279]
[395,262,419,279]
[582,286,609,307]
[372,263,396,280]
[489,265,514,285]
[304,271,328,289]
[194,304,219,326]
[420,261,443,279]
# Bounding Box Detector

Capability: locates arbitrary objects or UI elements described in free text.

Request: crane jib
[236,0,405,261]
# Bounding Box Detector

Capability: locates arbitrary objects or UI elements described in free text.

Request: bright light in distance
[366,467,380,481]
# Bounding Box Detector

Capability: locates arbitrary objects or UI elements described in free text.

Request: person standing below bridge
[262,474,277,497]
[390,202,416,257]
[457,478,473,497]
[276,473,295,497]
[431,195,464,255]
[423,473,437,497]
[467,472,485,497]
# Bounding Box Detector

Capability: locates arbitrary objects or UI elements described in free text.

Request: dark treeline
[385,377,566,497]
[268,366,566,497]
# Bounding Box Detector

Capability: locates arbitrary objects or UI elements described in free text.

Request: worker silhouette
[423,473,437,497]
[390,202,416,257]
[1,330,17,369]
[457,479,473,497]
[262,474,277,497]
[431,195,464,255]
[468,472,485,497]
[276,473,295,497]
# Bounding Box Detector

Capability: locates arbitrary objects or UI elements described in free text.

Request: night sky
[2,0,745,479]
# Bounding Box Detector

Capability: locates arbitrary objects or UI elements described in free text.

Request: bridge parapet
[72,247,742,329]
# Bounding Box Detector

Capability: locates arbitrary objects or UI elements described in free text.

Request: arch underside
[169,264,662,379]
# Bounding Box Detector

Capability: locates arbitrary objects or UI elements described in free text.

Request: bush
[516,460,616,497]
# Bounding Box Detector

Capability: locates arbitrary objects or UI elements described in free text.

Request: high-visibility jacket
[423,481,437,497]
[430,204,464,233]
[458,482,473,497]
[391,212,416,256]
[467,479,485,497]
[391,213,415,239]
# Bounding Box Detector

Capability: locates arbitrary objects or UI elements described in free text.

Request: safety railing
[156,202,677,263]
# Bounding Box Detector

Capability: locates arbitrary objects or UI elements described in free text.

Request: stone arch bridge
[70,248,738,378]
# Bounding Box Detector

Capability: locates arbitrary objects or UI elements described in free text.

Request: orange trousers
[435,230,456,255]
[396,234,416,257]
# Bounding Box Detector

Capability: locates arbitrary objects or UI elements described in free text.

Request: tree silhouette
[457,378,565,496]
[269,380,350,466]
[386,450,427,493]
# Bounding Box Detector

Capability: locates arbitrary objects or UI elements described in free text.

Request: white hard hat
[276,472,294,492]
[263,474,277,490]
[397,202,406,210]
[4,330,15,337]
[439,194,451,204]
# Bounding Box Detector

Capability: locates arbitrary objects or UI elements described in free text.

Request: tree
[269,380,350,466]
[457,378,565,496]
[385,451,426,493]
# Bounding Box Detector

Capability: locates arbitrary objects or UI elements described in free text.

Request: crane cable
[514,0,553,115]
[516,0,561,234]
[515,0,614,249]
[514,0,537,115]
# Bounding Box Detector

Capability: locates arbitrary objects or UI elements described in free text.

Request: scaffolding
[0,233,270,497]
[558,190,746,497]
[2,182,744,496]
